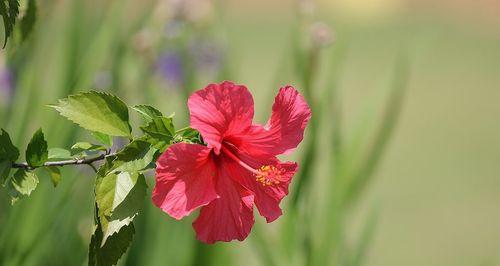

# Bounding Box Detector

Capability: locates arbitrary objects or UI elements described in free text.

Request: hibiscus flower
[152,81,311,244]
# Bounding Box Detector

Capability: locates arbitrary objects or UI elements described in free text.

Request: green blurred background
[0,0,499,265]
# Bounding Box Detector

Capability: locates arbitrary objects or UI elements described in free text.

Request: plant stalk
[11,152,114,170]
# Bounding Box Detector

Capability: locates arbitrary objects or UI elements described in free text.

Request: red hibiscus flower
[152,81,311,244]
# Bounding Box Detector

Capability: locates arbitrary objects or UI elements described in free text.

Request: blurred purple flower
[156,51,184,87]
[188,40,225,74]
[0,68,14,106]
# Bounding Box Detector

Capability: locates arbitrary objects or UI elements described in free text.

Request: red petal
[152,143,218,220]
[193,163,255,244]
[268,86,311,154]
[188,81,254,154]
[228,86,311,157]
[224,152,298,223]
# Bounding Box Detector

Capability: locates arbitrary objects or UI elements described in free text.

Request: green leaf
[7,169,38,204]
[132,105,163,121]
[137,116,175,154]
[0,160,12,185]
[345,55,409,204]
[89,220,135,266]
[96,172,140,217]
[136,135,169,155]
[71,142,106,156]
[111,173,147,221]
[95,172,146,243]
[26,128,48,167]
[97,156,116,177]
[180,127,199,138]
[349,207,379,266]
[49,91,132,137]
[45,166,61,187]
[20,0,36,41]
[0,128,20,161]
[0,129,19,184]
[100,218,133,248]
[92,132,113,147]
[0,0,19,48]
[178,128,202,144]
[48,148,72,160]
[107,140,156,174]
[140,116,175,138]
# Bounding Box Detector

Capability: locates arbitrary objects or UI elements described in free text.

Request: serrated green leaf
[20,0,35,41]
[0,2,7,47]
[0,0,19,48]
[10,170,38,195]
[48,148,72,160]
[92,132,113,147]
[140,116,175,138]
[135,135,169,155]
[7,169,38,204]
[95,172,145,244]
[107,140,156,174]
[100,218,133,248]
[45,166,61,187]
[71,142,106,156]
[137,116,175,154]
[26,128,48,167]
[0,128,20,161]
[132,105,163,121]
[50,91,132,137]
[89,220,135,266]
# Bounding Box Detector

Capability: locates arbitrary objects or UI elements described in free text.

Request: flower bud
[309,22,335,48]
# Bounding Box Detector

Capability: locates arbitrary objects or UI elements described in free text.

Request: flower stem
[11,152,115,170]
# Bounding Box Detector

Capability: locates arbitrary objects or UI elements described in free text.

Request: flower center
[255,165,285,186]
[221,144,284,187]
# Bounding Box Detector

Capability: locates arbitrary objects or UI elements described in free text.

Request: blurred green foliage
[1,0,500,266]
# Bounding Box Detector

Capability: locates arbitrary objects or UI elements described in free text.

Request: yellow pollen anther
[220,145,286,187]
[255,165,284,186]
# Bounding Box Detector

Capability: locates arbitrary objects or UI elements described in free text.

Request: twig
[11,153,115,170]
